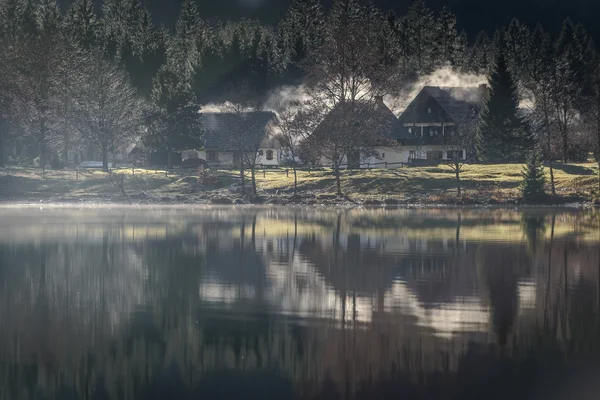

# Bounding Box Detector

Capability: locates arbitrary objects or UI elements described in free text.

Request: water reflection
[0,207,599,399]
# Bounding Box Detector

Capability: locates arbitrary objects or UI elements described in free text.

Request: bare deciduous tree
[523,25,557,195]
[441,109,478,198]
[272,101,316,195]
[299,0,399,195]
[222,101,276,196]
[551,54,580,164]
[70,51,144,172]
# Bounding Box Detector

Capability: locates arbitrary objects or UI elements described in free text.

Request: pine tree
[146,65,202,169]
[405,0,436,74]
[503,18,530,81]
[284,0,325,65]
[478,50,530,161]
[15,0,66,169]
[435,6,459,67]
[468,30,493,75]
[64,0,100,50]
[521,150,547,203]
[168,0,202,85]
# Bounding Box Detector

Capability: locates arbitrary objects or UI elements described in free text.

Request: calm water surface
[0,206,599,400]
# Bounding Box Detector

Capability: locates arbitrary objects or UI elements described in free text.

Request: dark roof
[312,100,399,146]
[200,111,277,151]
[390,120,415,141]
[401,86,485,124]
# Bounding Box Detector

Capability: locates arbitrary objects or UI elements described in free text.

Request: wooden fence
[0,160,408,182]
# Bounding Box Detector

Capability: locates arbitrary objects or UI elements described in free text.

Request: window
[258,150,264,157]
[409,150,416,159]
[381,152,385,159]
[266,150,274,161]
[446,150,464,160]
[207,151,218,162]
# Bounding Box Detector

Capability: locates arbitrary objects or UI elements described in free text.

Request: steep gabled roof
[312,100,399,146]
[400,86,486,125]
[201,111,277,151]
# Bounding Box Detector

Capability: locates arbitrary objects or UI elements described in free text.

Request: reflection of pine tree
[521,213,547,254]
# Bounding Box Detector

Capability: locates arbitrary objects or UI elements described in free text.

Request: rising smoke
[386,66,488,115]
[199,66,489,116]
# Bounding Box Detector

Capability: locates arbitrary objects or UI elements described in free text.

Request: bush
[520,151,547,203]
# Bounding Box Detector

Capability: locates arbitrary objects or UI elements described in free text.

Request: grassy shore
[0,163,598,205]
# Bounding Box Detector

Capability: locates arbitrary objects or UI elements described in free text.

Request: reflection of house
[395,85,487,163]
[194,112,282,167]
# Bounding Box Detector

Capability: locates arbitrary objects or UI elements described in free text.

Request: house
[359,85,487,167]
[192,112,282,168]
[311,86,486,169]
[394,85,487,163]
[311,96,399,168]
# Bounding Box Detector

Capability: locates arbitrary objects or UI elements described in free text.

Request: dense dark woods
[0,0,599,179]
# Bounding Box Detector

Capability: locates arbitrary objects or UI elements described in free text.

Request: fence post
[263,169,266,178]
[385,162,388,169]
[76,169,78,181]
[132,167,135,176]
[42,168,45,179]
[165,167,168,177]
[286,169,289,177]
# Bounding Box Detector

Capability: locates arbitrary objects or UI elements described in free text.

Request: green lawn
[0,163,598,203]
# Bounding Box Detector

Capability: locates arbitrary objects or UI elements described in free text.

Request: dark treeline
[0,0,599,176]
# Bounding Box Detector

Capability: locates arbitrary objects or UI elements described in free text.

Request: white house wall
[362,146,465,168]
[195,150,281,167]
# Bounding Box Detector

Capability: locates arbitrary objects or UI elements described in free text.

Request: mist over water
[0,206,599,399]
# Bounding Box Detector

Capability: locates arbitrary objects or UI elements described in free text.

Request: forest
[0,0,599,180]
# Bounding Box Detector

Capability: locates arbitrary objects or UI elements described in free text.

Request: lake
[0,206,599,400]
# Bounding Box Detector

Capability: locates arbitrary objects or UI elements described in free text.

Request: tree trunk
[455,165,461,198]
[62,133,69,168]
[39,141,47,171]
[240,159,246,195]
[101,145,109,172]
[597,113,600,191]
[0,130,4,168]
[334,165,342,195]
[167,147,173,170]
[543,111,556,196]
[251,167,257,195]
[562,132,568,164]
[293,165,298,195]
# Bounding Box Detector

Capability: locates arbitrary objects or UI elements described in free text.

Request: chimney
[478,83,489,99]
[375,95,384,105]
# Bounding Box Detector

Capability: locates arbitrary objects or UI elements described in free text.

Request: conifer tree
[404,0,436,74]
[521,150,547,203]
[478,50,530,161]
[435,6,459,67]
[503,18,530,81]
[468,31,493,75]
[15,0,66,169]
[64,0,100,50]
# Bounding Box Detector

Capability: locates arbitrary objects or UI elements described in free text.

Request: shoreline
[0,192,597,209]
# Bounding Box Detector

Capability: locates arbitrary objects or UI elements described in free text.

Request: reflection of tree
[521,212,547,254]
[481,247,527,347]
[0,208,598,399]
